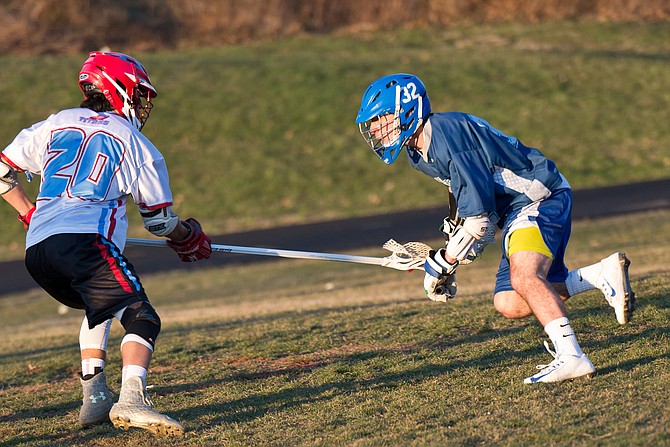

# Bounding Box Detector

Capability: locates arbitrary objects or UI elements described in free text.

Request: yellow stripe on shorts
[507,225,553,259]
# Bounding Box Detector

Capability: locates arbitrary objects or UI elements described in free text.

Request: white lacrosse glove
[423,249,458,302]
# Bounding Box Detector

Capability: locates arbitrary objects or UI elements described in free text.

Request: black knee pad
[120,301,161,348]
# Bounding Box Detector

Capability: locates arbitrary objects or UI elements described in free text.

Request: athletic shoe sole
[111,414,184,437]
[617,253,635,324]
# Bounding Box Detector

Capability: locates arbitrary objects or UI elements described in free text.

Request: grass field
[1,210,669,446]
[1,21,670,261]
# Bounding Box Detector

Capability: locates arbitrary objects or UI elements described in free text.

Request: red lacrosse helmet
[78,51,157,130]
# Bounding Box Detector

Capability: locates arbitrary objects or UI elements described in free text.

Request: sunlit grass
[1,211,669,446]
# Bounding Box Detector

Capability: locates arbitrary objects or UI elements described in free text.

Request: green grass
[1,21,670,260]
[1,210,669,446]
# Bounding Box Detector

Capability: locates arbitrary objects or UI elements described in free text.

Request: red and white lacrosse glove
[18,205,36,231]
[166,218,212,262]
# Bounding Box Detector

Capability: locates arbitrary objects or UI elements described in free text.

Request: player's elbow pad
[445,214,491,262]
[139,205,179,237]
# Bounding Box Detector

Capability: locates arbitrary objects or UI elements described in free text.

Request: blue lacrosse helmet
[355,73,431,164]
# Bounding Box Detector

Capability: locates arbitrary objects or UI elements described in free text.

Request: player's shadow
[2,280,664,445]
[167,320,667,432]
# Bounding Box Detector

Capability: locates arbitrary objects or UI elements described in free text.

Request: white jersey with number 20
[1,108,173,251]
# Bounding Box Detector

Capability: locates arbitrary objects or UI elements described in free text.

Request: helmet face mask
[78,51,157,131]
[129,82,154,130]
[358,112,402,162]
[355,74,431,164]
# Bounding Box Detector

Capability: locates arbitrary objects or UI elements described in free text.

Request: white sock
[122,365,147,384]
[81,358,105,377]
[544,317,583,357]
[565,262,602,296]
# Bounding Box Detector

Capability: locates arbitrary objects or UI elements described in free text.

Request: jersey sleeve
[132,157,174,210]
[121,129,174,210]
[1,119,49,174]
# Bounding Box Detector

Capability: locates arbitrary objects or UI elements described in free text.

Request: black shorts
[25,233,149,328]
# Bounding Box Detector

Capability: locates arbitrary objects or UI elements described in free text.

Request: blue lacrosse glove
[423,249,458,302]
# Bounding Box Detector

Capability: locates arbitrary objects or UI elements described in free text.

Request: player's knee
[493,294,516,318]
[119,301,161,348]
[494,291,530,319]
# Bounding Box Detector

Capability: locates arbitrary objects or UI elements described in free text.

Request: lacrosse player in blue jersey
[0,52,213,435]
[355,73,635,384]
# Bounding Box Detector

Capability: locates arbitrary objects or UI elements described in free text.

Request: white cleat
[109,376,184,437]
[524,341,595,384]
[597,252,635,324]
[79,371,114,427]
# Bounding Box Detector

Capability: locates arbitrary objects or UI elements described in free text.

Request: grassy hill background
[1,21,669,261]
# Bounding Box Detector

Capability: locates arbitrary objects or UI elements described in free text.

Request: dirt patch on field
[2,0,669,55]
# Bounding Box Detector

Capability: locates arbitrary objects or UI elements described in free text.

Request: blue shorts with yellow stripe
[494,188,572,293]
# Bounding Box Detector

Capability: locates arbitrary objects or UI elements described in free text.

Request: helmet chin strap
[405,120,425,150]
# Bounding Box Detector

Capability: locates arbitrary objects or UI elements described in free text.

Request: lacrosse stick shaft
[126,237,396,268]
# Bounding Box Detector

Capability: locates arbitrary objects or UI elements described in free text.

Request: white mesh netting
[382,239,432,260]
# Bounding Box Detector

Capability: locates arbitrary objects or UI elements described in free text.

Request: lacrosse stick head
[381,239,432,271]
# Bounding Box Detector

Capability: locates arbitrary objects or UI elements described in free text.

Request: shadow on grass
[166,324,532,424]
[2,276,666,445]
[0,400,79,425]
[2,426,132,447]
[175,321,670,432]
[162,286,669,430]
[0,342,80,362]
[0,400,126,447]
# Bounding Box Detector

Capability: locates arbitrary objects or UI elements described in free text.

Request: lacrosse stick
[126,238,432,271]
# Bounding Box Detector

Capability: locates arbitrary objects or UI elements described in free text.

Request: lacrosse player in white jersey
[0,51,212,436]
[355,73,635,384]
